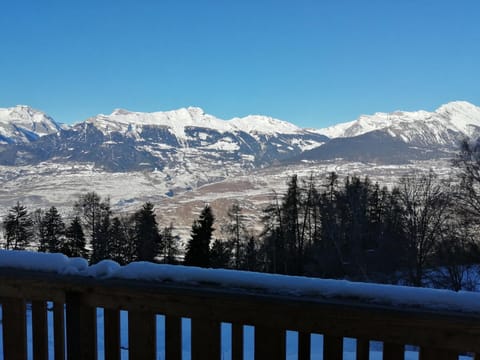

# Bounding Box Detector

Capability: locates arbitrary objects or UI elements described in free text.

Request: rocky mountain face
[0,106,327,171]
[0,101,479,238]
[0,105,62,144]
[0,101,479,171]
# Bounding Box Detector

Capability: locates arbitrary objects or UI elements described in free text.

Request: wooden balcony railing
[1,265,480,359]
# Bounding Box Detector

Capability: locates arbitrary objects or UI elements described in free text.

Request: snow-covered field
[0,158,455,242]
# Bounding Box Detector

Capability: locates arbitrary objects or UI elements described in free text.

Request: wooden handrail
[1,267,479,359]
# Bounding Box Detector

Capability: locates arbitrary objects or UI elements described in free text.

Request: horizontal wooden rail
[1,267,479,359]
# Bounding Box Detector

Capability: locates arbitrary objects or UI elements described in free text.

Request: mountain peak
[316,101,480,145]
[436,100,478,114]
[111,108,132,116]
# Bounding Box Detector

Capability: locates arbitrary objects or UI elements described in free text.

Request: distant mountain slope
[1,101,479,170]
[0,106,327,171]
[290,131,449,165]
[0,105,62,144]
[316,101,480,147]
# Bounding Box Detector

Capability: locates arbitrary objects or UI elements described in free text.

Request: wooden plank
[323,335,343,360]
[356,339,369,360]
[255,325,285,360]
[3,268,480,354]
[104,308,120,360]
[232,323,244,360]
[65,292,97,360]
[128,310,156,359]
[2,298,27,360]
[53,302,65,360]
[79,283,480,353]
[298,332,311,360]
[383,342,404,360]
[191,318,221,360]
[165,315,182,360]
[419,347,458,360]
[32,300,49,360]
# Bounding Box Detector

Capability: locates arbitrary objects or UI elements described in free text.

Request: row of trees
[3,140,480,290]
[2,194,179,265]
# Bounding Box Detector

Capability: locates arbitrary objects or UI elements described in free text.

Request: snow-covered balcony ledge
[0,250,480,360]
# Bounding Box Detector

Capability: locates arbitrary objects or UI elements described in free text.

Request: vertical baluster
[419,347,457,360]
[53,302,65,360]
[104,308,120,360]
[298,332,311,360]
[323,335,343,360]
[129,310,156,359]
[191,318,221,360]
[32,300,48,360]
[356,339,369,360]
[232,323,244,360]
[383,342,404,360]
[65,292,97,360]
[2,298,27,360]
[255,325,286,360]
[165,315,182,360]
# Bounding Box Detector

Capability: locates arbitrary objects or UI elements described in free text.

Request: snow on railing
[1,250,480,359]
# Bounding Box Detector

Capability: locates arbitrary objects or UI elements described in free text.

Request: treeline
[2,140,480,290]
[2,194,179,265]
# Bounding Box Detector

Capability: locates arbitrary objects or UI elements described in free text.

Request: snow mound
[2,250,480,313]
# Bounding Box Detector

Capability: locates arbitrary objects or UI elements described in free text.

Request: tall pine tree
[38,206,65,253]
[133,202,162,262]
[3,202,33,250]
[63,216,87,258]
[184,205,215,267]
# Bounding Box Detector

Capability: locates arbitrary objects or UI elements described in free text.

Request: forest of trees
[3,139,480,291]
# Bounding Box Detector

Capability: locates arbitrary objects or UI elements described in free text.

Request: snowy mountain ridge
[0,105,62,144]
[316,101,480,146]
[87,106,304,140]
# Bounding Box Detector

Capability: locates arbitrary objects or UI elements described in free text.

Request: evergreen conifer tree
[63,216,87,258]
[209,239,231,268]
[184,205,215,267]
[38,206,65,253]
[3,202,33,250]
[159,223,180,264]
[133,202,162,262]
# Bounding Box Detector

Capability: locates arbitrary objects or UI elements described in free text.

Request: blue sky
[1,0,479,128]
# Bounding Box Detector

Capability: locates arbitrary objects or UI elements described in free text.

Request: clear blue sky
[1,0,479,128]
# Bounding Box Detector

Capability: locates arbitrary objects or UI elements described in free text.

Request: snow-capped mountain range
[1,101,479,236]
[0,101,479,171]
[316,101,480,146]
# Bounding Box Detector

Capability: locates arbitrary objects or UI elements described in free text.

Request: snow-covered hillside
[316,101,480,146]
[0,105,62,144]
[86,106,307,140]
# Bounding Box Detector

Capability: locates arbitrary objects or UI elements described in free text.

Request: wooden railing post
[298,332,311,360]
[255,325,286,359]
[356,339,369,360]
[232,323,244,360]
[2,298,27,360]
[129,310,156,359]
[32,300,48,360]
[323,335,343,360]
[191,318,221,360]
[53,302,65,360]
[419,347,458,360]
[165,315,182,360]
[104,308,120,360]
[65,292,97,360]
[383,342,404,360]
